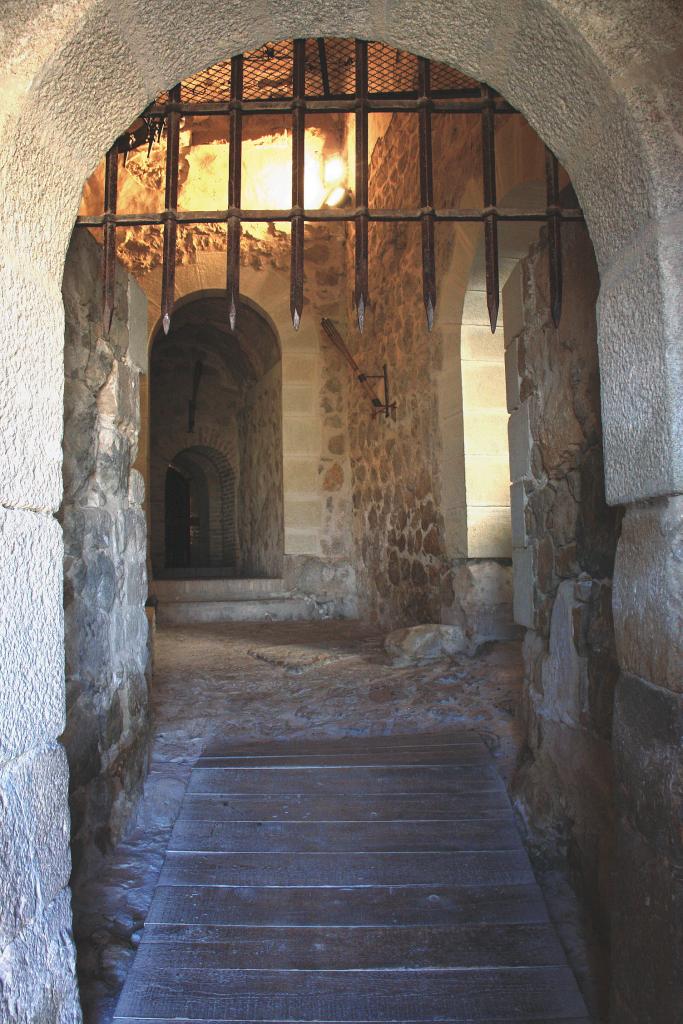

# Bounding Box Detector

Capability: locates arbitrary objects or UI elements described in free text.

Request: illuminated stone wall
[61,229,150,884]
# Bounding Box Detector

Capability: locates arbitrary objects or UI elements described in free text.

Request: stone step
[155,566,237,580]
[154,577,287,604]
[156,596,314,626]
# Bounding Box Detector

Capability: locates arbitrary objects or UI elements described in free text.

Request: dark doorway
[164,465,191,567]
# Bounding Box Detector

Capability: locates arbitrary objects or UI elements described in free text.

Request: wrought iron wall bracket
[321,318,397,420]
[360,366,397,419]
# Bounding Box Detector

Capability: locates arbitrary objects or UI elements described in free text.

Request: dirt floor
[71,620,601,1023]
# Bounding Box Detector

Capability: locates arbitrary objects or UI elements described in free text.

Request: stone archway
[1,6,680,1022]
[165,445,237,570]
[147,290,284,580]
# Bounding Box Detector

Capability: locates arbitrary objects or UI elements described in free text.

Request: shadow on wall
[60,229,150,885]
[505,221,623,1020]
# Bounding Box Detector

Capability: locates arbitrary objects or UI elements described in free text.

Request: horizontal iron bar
[145,96,516,118]
[77,206,584,228]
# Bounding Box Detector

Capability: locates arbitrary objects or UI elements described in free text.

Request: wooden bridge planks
[113,729,589,1023]
[167,818,524,852]
[178,790,512,821]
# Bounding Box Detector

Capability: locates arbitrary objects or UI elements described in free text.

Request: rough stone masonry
[61,229,150,885]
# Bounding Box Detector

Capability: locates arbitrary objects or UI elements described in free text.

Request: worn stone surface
[0,745,72,946]
[448,561,519,648]
[505,223,622,1013]
[61,229,150,883]
[239,362,284,577]
[0,888,81,1024]
[384,623,468,665]
[609,819,682,1024]
[283,554,358,619]
[613,496,683,694]
[609,672,683,1023]
[0,508,65,761]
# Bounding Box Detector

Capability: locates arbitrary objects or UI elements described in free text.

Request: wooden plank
[159,850,534,887]
[113,730,588,1024]
[147,882,551,927]
[115,965,588,1021]
[187,765,504,797]
[200,732,482,758]
[197,747,491,768]
[115,1017,593,1024]
[134,922,566,968]
[178,791,512,822]
[168,819,523,853]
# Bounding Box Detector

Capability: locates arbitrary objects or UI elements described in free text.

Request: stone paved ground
[71,621,600,1023]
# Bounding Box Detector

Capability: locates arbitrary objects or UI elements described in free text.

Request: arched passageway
[1,8,681,1024]
[164,446,237,570]
[148,292,284,582]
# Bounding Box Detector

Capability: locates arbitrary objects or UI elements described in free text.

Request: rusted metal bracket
[161,85,181,334]
[545,146,563,327]
[321,318,396,419]
[418,58,436,331]
[363,364,396,420]
[291,39,306,330]
[354,39,369,333]
[227,55,243,332]
[101,145,118,334]
[481,84,499,333]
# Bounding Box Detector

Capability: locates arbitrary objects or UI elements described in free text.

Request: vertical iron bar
[317,38,331,97]
[161,84,181,334]
[481,85,499,333]
[354,38,369,332]
[418,58,436,331]
[227,55,243,331]
[290,38,306,329]
[545,146,562,327]
[102,144,119,333]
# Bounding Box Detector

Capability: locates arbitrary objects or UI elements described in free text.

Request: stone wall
[504,223,622,972]
[345,114,466,627]
[239,362,284,577]
[61,229,150,883]
[610,498,683,1023]
[345,110,523,641]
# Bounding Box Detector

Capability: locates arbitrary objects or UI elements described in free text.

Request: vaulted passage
[113,730,589,1024]
[150,293,284,581]
[60,34,654,1024]
[2,10,680,1024]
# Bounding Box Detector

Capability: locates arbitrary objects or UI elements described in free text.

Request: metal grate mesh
[243,40,294,99]
[430,60,480,94]
[367,41,418,94]
[181,59,232,102]
[306,38,356,96]
[158,38,480,105]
